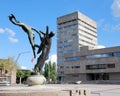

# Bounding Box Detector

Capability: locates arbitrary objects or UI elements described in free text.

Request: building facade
[57,11,97,81]
[0,58,16,85]
[63,46,120,84]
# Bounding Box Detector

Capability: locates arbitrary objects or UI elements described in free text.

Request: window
[86,53,114,59]
[86,64,106,70]
[64,49,77,53]
[107,64,115,68]
[66,66,80,69]
[58,23,78,30]
[86,73,109,81]
[114,52,120,57]
[66,56,80,61]
[86,63,115,70]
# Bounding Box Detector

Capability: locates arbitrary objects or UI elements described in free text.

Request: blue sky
[0,0,120,70]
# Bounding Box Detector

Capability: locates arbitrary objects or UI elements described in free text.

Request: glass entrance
[86,73,109,81]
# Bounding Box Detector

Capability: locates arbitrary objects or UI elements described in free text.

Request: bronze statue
[9,14,55,72]
[34,26,55,71]
[8,14,40,58]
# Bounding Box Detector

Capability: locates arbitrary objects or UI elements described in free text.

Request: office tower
[57,11,97,81]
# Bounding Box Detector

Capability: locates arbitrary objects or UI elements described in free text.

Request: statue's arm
[39,31,44,41]
[32,28,43,41]
[46,26,49,35]
[38,26,49,36]
[39,30,46,35]
[9,14,18,25]
[32,28,39,34]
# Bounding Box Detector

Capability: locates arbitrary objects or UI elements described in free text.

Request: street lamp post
[10,51,30,85]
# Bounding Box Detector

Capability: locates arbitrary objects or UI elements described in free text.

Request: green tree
[22,70,31,81]
[44,63,49,79]
[16,70,24,84]
[52,62,57,82]
[44,61,57,83]
[16,69,31,84]
[0,57,16,76]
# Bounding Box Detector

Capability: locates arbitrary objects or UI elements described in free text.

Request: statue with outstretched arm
[34,26,55,71]
[8,14,39,58]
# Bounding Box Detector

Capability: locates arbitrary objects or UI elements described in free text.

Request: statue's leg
[28,35,36,58]
[32,46,36,58]
[34,56,45,72]
[34,44,39,48]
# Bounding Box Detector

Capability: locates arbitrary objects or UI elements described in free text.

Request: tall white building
[57,11,97,81]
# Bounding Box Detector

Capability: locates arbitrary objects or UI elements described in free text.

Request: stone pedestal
[27,75,46,86]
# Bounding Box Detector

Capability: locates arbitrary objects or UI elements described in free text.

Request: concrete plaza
[51,84,120,96]
[45,84,120,96]
[0,84,120,96]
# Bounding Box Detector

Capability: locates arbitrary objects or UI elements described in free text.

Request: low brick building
[0,58,16,85]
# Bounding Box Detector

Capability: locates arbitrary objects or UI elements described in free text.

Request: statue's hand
[8,14,15,20]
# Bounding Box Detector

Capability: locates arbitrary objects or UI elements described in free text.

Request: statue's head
[8,14,15,20]
[49,32,55,38]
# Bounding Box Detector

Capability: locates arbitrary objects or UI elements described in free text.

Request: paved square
[47,84,120,96]
[1,84,120,96]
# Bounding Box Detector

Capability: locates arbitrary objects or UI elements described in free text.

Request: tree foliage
[16,69,31,84]
[44,61,57,83]
[0,57,17,76]
[0,57,14,71]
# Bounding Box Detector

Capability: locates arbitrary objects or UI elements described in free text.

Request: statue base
[27,74,46,86]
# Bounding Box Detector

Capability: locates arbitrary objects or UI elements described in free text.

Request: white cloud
[0,28,5,33]
[21,66,27,69]
[111,0,120,18]
[5,28,16,36]
[97,19,120,32]
[112,24,120,31]
[97,19,105,27]
[8,37,18,43]
[0,27,18,43]
[102,23,111,32]
[46,54,57,63]
[102,23,120,32]
[97,1,120,33]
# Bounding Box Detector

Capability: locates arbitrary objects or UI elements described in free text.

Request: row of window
[58,63,115,70]
[57,60,64,65]
[58,19,96,33]
[79,33,93,41]
[79,38,96,46]
[86,64,115,70]
[57,32,78,40]
[66,56,80,61]
[58,22,96,37]
[65,52,120,62]
[58,23,77,30]
[66,66,80,69]
[58,19,77,25]
[58,44,78,49]
[79,28,97,38]
[86,52,120,59]
[58,49,78,54]
[57,38,77,45]
[58,65,80,69]
[78,18,96,30]
[86,73,109,80]
[57,28,77,35]
[78,23,96,34]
